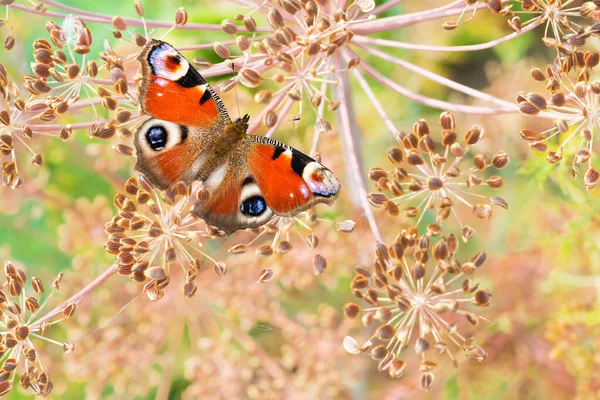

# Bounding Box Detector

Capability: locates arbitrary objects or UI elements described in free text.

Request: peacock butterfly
[134,39,340,234]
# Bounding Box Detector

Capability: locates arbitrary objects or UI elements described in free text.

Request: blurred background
[0,0,599,399]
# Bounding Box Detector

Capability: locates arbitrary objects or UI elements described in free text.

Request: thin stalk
[334,54,382,242]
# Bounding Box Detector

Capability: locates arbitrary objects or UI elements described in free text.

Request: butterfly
[133,39,341,235]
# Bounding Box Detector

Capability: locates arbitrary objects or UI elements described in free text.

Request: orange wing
[137,39,229,128]
[249,137,340,216]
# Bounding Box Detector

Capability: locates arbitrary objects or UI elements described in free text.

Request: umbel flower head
[517,49,600,189]
[0,63,61,189]
[104,176,225,301]
[368,112,509,242]
[0,261,75,397]
[210,0,377,134]
[343,229,491,389]
[504,0,600,50]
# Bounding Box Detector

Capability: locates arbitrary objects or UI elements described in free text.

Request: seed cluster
[209,0,376,140]
[518,50,600,189]
[0,261,75,397]
[104,176,226,300]
[343,229,490,389]
[368,111,509,241]
[506,0,600,51]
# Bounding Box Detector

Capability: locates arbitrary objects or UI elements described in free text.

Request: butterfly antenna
[231,62,242,120]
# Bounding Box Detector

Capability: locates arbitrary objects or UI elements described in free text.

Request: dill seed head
[343,229,491,389]
[104,176,225,300]
[0,261,73,397]
[368,112,509,241]
[518,51,600,187]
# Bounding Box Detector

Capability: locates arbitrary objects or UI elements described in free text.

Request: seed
[274,240,292,254]
[491,151,509,169]
[257,268,274,282]
[519,128,542,141]
[114,78,128,95]
[236,35,250,51]
[175,7,188,26]
[313,254,327,275]
[62,302,76,318]
[472,288,492,307]
[584,167,600,189]
[343,303,360,318]
[114,144,134,156]
[472,204,492,219]
[239,67,261,87]
[255,90,272,104]
[102,96,117,110]
[267,8,285,28]
[3,36,14,51]
[214,261,226,276]
[256,245,274,258]
[135,33,147,47]
[213,42,231,59]
[486,175,503,188]
[337,220,356,233]
[343,336,361,354]
[30,153,43,167]
[581,2,598,18]
[530,67,546,81]
[243,16,257,32]
[439,111,455,130]
[428,177,444,190]
[422,372,434,390]
[465,125,484,145]
[228,243,247,254]
[144,266,166,280]
[221,19,238,34]
[183,281,197,298]
[442,21,458,30]
[407,150,424,165]
[133,0,144,17]
[112,16,127,30]
[15,325,29,341]
[192,58,211,69]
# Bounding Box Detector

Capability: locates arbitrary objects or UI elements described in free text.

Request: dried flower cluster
[0,261,75,397]
[0,64,51,188]
[104,176,225,300]
[343,229,490,389]
[368,112,509,241]
[505,0,600,50]
[518,50,600,188]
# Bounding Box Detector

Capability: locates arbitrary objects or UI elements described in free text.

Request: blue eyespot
[146,126,168,151]
[240,196,266,216]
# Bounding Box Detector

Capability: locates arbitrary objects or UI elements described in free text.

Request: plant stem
[335,54,382,242]
[31,265,116,329]
[351,18,542,52]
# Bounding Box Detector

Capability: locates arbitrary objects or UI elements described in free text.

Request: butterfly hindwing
[193,153,275,234]
[137,39,229,128]
[193,136,340,234]
[134,118,206,190]
[249,137,340,215]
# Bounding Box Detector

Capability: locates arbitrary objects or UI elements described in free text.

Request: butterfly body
[134,39,340,234]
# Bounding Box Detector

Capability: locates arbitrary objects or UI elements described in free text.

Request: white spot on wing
[149,44,189,81]
[303,162,340,197]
